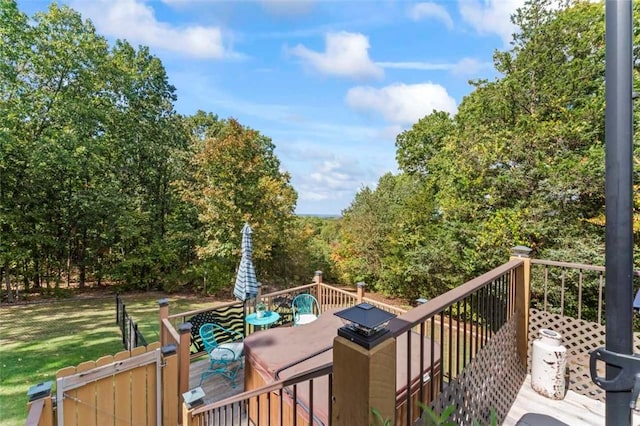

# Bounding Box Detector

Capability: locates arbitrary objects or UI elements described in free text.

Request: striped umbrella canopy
[233,223,259,301]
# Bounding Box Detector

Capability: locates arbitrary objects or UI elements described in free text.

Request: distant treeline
[0,2,337,297]
[2,1,639,303]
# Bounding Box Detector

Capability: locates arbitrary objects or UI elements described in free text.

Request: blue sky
[19,0,525,215]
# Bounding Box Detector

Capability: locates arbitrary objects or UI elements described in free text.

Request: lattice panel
[528,308,640,402]
[431,316,526,425]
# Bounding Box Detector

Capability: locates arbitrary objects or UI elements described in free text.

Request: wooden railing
[388,258,525,425]
[317,283,358,311]
[183,363,333,426]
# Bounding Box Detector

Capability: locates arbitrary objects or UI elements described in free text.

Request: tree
[0,1,189,291]
[178,117,297,287]
[333,0,637,298]
[396,111,454,176]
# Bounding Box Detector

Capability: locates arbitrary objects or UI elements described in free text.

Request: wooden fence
[25,342,183,426]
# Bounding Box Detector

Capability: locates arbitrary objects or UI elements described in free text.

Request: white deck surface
[504,375,640,426]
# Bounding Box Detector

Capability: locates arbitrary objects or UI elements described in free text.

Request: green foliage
[414,403,456,426]
[371,407,392,426]
[335,0,639,303]
[176,117,298,285]
[372,403,498,426]
[0,1,308,295]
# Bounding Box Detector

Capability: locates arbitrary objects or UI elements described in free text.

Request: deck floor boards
[190,357,246,405]
[504,375,640,426]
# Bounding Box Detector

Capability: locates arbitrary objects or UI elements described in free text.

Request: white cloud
[296,158,371,201]
[458,0,524,45]
[377,57,492,76]
[259,0,315,16]
[287,31,384,80]
[409,3,454,29]
[71,0,238,59]
[345,82,457,125]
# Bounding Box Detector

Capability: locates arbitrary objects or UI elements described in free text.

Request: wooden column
[158,298,169,347]
[178,322,192,398]
[356,282,365,304]
[511,246,532,369]
[162,344,179,426]
[314,270,323,308]
[332,336,396,426]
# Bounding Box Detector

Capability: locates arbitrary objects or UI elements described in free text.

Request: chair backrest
[292,294,319,317]
[199,323,219,353]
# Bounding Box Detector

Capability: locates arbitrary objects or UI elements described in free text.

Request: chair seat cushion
[296,314,318,325]
[209,342,243,361]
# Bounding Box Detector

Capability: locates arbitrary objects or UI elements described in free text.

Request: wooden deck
[190,357,245,404]
[504,375,640,426]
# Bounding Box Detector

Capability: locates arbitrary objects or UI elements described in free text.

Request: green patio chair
[291,294,320,326]
[199,323,244,388]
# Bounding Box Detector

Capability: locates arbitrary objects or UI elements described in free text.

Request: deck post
[178,322,193,399]
[182,402,194,426]
[314,270,323,307]
[162,344,179,426]
[356,282,365,304]
[331,335,396,426]
[25,383,53,426]
[511,246,532,370]
[158,298,169,346]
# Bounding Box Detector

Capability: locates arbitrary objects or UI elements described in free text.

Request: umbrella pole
[602,1,635,424]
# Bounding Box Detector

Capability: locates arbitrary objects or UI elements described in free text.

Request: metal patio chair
[291,294,320,326]
[199,323,244,388]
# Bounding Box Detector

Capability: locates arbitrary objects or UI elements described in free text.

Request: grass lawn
[0,292,219,426]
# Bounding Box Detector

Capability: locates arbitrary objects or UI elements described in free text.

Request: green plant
[417,403,457,426]
[372,402,498,426]
[371,407,392,426]
[256,301,266,311]
[473,408,498,426]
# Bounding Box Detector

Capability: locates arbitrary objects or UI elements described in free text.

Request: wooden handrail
[361,297,408,315]
[162,318,180,344]
[25,398,45,426]
[190,362,333,415]
[318,283,356,297]
[389,259,522,337]
[261,283,316,298]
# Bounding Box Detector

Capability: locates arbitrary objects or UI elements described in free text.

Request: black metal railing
[115,294,147,350]
[188,362,333,426]
[389,259,524,425]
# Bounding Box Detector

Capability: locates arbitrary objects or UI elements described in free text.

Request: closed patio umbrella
[233,223,259,301]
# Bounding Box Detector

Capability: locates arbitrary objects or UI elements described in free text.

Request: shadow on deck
[190,357,246,404]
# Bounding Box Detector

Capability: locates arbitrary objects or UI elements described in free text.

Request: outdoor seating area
[174,251,640,426]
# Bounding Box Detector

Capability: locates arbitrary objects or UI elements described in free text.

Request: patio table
[245,311,280,329]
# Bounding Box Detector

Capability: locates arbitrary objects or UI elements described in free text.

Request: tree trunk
[78,227,87,289]
[2,265,13,303]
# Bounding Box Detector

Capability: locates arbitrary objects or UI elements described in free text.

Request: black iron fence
[115,294,147,350]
